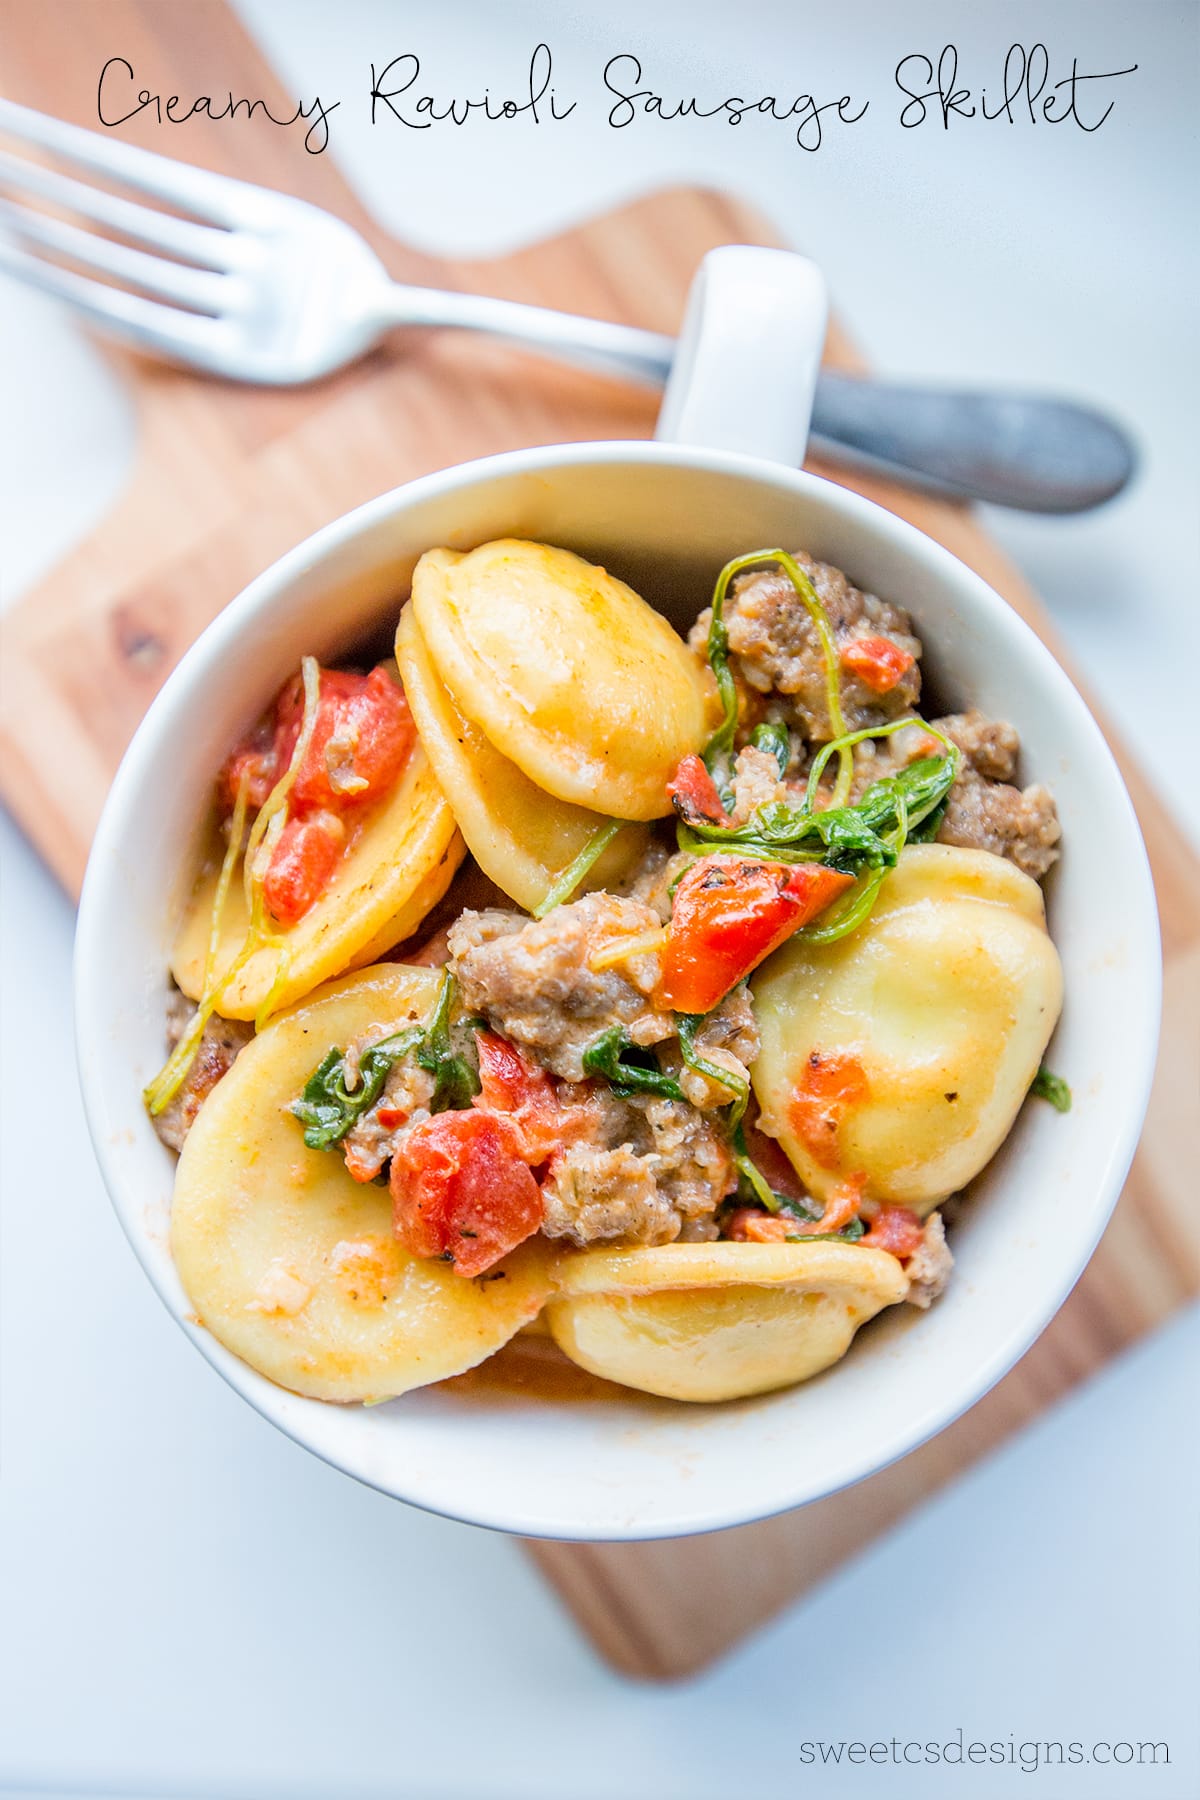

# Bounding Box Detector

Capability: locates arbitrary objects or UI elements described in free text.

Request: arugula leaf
[415,972,481,1112]
[290,1025,424,1149]
[531,818,622,919]
[580,1027,686,1102]
[674,725,960,950]
[677,1011,750,1125]
[727,1130,864,1238]
[855,755,957,838]
[289,971,480,1152]
[676,750,956,872]
[784,1216,867,1243]
[1030,1065,1072,1113]
[750,720,791,776]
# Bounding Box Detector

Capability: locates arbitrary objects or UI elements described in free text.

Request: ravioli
[394,604,647,911]
[545,1242,908,1402]
[170,963,555,1401]
[751,845,1064,1211]
[411,539,716,821]
[171,742,465,1021]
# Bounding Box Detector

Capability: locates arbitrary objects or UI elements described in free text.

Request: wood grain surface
[2,0,1196,1680]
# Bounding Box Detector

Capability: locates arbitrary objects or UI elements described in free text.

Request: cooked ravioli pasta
[411,540,716,820]
[545,1242,908,1402]
[751,846,1064,1210]
[171,965,554,1400]
[152,541,1068,1410]
[171,744,464,1020]
[394,604,647,912]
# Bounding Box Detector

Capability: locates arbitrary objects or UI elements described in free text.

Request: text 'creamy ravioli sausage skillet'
[146,538,1069,1405]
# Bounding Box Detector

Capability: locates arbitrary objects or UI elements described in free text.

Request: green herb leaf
[784,1216,866,1243]
[289,971,480,1151]
[699,550,848,803]
[1030,1065,1072,1113]
[750,720,791,777]
[289,1025,424,1150]
[727,1122,817,1217]
[580,1026,686,1102]
[675,719,960,948]
[677,1011,749,1125]
[415,972,481,1112]
[532,819,622,919]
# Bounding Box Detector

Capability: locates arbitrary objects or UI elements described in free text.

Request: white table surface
[1,3,1197,1795]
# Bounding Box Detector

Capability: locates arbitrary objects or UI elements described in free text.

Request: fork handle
[375,283,675,386]
[372,284,1134,513]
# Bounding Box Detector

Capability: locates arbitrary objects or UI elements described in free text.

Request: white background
[1,2,1197,1795]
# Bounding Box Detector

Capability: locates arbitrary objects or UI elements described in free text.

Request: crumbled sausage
[729,744,788,824]
[541,1084,736,1246]
[935,711,1019,783]
[905,1211,954,1308]
[690,552,922,741]
[939,771,1060,880]
[542,1144,679,1246]
[660,983,760,1110]
[448,894,673,1081]
[339,1044,438,1183]
[847,709,1061,881]
[151,989,253,1152]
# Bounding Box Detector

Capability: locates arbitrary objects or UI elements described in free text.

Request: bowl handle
[655,246,828,468]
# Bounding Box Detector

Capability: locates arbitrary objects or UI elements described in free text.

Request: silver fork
[0,98,1134,512]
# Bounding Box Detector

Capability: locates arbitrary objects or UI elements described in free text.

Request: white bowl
[75,440,1160,1539]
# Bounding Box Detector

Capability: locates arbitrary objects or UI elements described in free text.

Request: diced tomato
[474,1031,562,1163]
[666,753,731,826]
[262,813,345,925]
[218,662,416,924]
[657,856,854,1015]
[788,1051,870,1171]
[840,635,915,695]
[218,719,279,814]
[725,1207,790,1243]
[726,1173,867,1243]
[274,665,415,814]
[788,1173,866,1236]
[860,1203,924,1258]
[391,1109,543,1277]
[221,664,413,821]
[343,1140,384,1185]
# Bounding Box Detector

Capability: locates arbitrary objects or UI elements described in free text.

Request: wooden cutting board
[2,0,1196,1679]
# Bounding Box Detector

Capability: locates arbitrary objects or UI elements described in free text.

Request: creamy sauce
[440,1332,629,1404]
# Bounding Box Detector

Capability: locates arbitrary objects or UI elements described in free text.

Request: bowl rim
[74,438,1162,1540]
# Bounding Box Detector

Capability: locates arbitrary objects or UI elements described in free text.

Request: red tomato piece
[666,753,731,826]
[273,664,415,816]
[262,813,345,925]
[726,1172,867,1243]
[725,1207,791,1243]
[788,1173,866,1236]
[860,1203,925,1258]
[474,1031,563,1164]
[840,635,915,695]
[218,719,280,814]
[657,857,854,1015]
[391,1109,543,1278]
[788,1052,870,1170]
[343,1140,383,1185]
